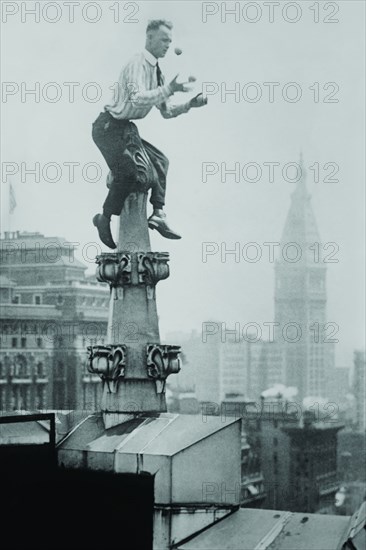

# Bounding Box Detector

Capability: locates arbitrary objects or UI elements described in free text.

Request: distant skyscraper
[272,156,334,401]
[166,327,262,404]
[169,156,341,405]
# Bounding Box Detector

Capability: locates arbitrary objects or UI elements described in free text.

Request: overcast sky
[1,1,365,366]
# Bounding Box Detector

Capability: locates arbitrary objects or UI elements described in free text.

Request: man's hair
[146,19,173,34]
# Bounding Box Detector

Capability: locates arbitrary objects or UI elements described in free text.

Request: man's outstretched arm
[122,64,192,108]
[157,93,208,119]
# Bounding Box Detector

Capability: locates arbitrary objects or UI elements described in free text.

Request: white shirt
[104,49,190,120]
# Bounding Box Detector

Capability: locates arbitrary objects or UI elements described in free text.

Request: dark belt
[102,109,130,126]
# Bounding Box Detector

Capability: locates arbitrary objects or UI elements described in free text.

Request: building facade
[283,413,342,514]
[0,231,109,411]
[242,398,342,513]
[167,328,267,404]
[221,398,266,508]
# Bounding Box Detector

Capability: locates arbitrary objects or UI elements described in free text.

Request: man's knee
[162,156,169,171]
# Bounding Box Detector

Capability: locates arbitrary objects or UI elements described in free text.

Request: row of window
[3,337,44,349]
[2,337,105,348]
[10,294,108,307]
[0,385,47,410]
[0,361,47,378]
[12,294,42,305]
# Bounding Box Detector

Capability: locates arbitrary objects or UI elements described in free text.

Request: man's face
[147,25,172,58]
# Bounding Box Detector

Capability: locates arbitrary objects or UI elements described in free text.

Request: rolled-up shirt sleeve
[157,100,191,118]
[124,59,173,107]
[105,53,191,120]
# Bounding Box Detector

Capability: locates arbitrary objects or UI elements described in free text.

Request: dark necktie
[156,61,167,111]
[156,62,163,86]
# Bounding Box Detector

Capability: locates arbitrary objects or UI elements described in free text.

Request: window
[36,384,46,409]
[21,337,26,348]
[12,337,17,348]
[36,362,45,378]
[0,387,5,410]
[36,337,43,348]
[34,295,42,305]
[19,385,29,409]
[12,295,20,304]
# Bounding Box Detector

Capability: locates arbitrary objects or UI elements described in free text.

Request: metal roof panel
[177,509,351,550]
[57,413,239,457]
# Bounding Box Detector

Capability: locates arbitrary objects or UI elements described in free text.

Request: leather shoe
[148,211,181,239]
[92,213,117,249]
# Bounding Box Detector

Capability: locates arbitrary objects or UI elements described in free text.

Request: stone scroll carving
[86,343,181,394]
[146,344,181,393]
[95,252,169,300]
[137,252,170,299]
[124,122,160,193]
[96,253,131,285]
[87,345,127,392]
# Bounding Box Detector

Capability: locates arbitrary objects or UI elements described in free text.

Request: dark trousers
[92,111,168,217]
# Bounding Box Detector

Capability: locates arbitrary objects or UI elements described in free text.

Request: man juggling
[92,19,207,249]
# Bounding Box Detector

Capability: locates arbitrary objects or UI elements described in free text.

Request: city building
[169,159,345,406]
[166,328,265,404]
[283,411,343,514]
[239,396,343,514]
[0,231,109,411]
[272,158,335,402]
[221,397,266,508]
[338,429,366,483]
[325,365,351,406]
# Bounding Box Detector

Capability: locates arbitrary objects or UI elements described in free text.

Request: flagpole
[9,180,17,235]
[7,180,17,284]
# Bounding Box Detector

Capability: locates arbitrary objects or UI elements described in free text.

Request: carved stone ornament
[95,253,131,286]
[124,122,160,192]
[138,252,170,298]
[87,345,127,392]
[137,252,170,285]
[95,252,169,299]
[146,344,181,393]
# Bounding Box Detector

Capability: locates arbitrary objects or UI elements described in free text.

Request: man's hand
[169,74,194,93]
[189,93,208,108]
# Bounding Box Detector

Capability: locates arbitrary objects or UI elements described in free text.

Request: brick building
[244,402,343,513]
[220,395,343,513]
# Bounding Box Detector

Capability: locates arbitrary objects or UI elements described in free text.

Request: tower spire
[281,153,319,250]
[274,152,329,401]
[291,151,308,202]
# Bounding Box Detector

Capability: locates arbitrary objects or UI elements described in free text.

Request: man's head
[145,20,173,59]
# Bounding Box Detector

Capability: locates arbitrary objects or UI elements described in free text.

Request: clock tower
[274,156,331,401]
